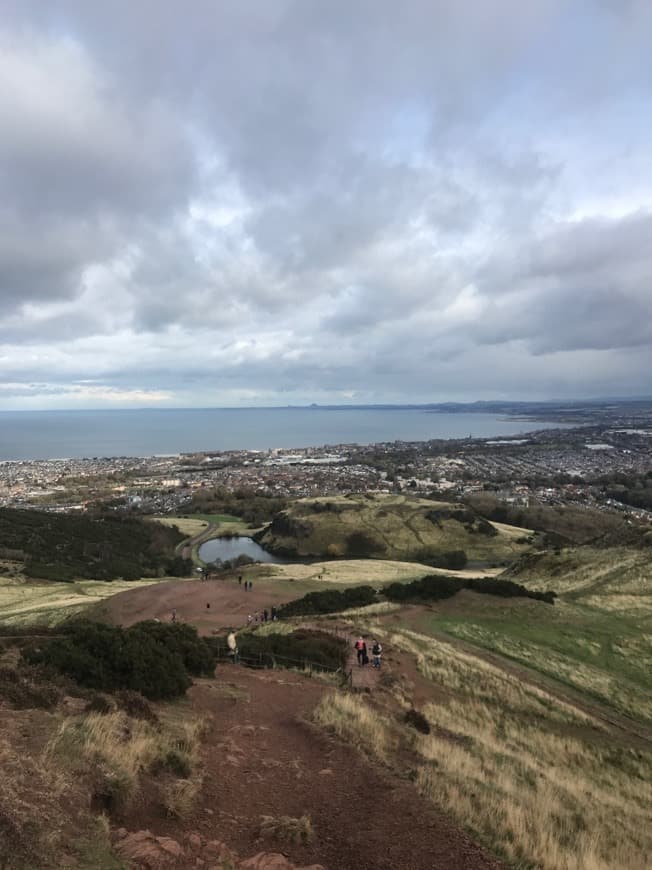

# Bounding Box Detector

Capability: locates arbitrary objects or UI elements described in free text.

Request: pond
[198,536,288,564]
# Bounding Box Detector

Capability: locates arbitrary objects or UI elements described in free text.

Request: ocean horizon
[0,406,566,462]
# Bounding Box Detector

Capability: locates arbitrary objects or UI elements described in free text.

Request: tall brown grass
[330,622,652,870]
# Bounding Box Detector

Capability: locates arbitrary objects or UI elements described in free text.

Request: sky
[1,0,651,410]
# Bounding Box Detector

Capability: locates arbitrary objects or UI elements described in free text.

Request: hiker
[361,639,369,666]
[263,608,268,622]
[206,602,210,610]
[271,606,277,621]
[254,611,259,623]
[247,613,253,626]
[171,609,177,623]
[354,637,365,666]
[372,640,383,668]
[238,575,242,586]
[227,630,239,664]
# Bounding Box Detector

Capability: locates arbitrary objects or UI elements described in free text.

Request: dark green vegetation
[466,494,646,547]
[0,507,191,581]
[255,493,533,563]
[213,629,348,672]
[596,470,652,511]
[186,486,288,526]
[279,574,553,617]
[384,574,555,604]
[23,621,216,699]
[280,585,377,617]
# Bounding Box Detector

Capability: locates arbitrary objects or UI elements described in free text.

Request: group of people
[354,636,383,668]
[238,576,254,591]
[247,606,277,625]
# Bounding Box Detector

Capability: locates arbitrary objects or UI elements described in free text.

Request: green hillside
[255,494,535,566]
[0,508,190,582]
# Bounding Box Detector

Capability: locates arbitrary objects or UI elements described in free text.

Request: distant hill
[0,508,190,582]
[255,494,535,566]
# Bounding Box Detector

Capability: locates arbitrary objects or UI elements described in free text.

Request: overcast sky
[1,0,651,409]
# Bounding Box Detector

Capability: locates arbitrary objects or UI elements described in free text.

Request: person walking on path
[227,629,239,664]
[361,639,369,666]
[171,609,177,623]
[354,637,365,666]
[372,640,383,668]
[238,575,242,586]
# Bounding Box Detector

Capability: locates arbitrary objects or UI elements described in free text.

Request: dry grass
[312,691,395,761]
[153,516,209,536]
[364,624,652,870]
[0,577,176,628]
[260,813,314,845]
[47,707,207,816]
[161,776,203,819]
[259,494,531,563]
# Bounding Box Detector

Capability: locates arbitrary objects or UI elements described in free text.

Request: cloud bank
[0,1,650,408]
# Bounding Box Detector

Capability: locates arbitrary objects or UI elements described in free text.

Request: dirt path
[133,667,503,870]
[99,576,301,634]
[394,609,652,748]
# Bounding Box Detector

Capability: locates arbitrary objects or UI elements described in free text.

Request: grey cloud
[0,1,650,407]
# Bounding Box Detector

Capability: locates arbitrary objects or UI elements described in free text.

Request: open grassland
[508,546,652,612]
[264,557,481,586]
[393,545,652,725]
[257,493,534,564]
[322,623,652,870]
[0,577,173,628]
[153,516,209,537]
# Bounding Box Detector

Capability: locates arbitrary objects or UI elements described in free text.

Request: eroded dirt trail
[136,667,503,870]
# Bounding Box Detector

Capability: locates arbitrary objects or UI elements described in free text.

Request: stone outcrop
[112,828,325,870]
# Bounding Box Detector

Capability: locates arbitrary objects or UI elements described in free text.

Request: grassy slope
[257,494,534,563]
[325,622,652,870]
[392,546,652,725]
[0,577,175,628]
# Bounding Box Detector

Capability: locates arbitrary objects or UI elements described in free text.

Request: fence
[213,644,352,686]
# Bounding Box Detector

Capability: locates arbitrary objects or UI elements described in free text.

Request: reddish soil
[130,666,503,870]
[99,576,301,634]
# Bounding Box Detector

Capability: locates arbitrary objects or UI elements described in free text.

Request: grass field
[327,621,652,870]
[0,577,173,627]
[257,493,534,564]
[154,516,210,537]
[390,546,652,724]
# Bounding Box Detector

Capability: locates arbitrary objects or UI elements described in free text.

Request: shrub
[23,620,217,700]
[210,629,348,672]
[346,530,384,557]
[260,814,314,845]
[279,585,377,617]
[0,664,61,709]
[384,574,555,605]
[411,548,468,569]
[404,708,431,734]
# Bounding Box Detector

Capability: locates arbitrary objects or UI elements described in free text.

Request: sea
[0,407,564,462]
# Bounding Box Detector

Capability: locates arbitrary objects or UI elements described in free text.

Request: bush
[0,664,61,709]
[23,620,217,700]
[346,531,384,557]
[411,548,468,569]
[404,708,431,734]
[384,574,555,605]
[279,585,377,617]
[210,629,348,672]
